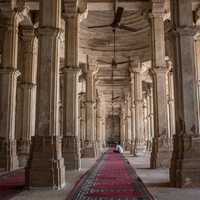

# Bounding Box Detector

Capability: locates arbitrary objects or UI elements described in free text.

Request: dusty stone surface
[125,148,200,200]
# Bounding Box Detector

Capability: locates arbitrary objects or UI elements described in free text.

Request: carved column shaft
[150,3,170,168]
[83,58,97,158]
[130,73,136,155]
[79,92,86,148]
[124,94,131,150]
[166,64,175,141]
[143,93,148,147]
[27,0,66,189]
[120,105,126,148]
[0,10,21,171]
[96,94,102,153]
[62,12,81,170]
[146,89,152,150]
[170,0,200,187]
[17,27,38,167]
[134,71,143,146]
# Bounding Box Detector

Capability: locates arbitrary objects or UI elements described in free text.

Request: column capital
[62,66,81,73]
[0,7,29,26]
[20,26,35,40]
[0,67,21,77]
[150,0,165,18]
[36,27,62,38]
[129,58,141,73]
[20,82,37,89]
[150,66,169,75]
[63,0,87,19]
[86,56,98,73]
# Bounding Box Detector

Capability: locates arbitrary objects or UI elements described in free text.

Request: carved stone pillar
[150,2,170,168]
[26,0,66,189]
[96,91,105,153]
[0,8,23,171]
[170,0,200,187]
[96,94,102,154]
[120,105,126,149]
[130,73,136,155]
[17,27,37,167]
[143,92,148,148]
[79,92,86,149]
[166,60,175,144]
[194,36,200,130]
[130,61,144,154]
[82,58,97,158]
[146,86,154,151]
[62,67,80,170]
[124,94,131,151]
[62,4,82,170]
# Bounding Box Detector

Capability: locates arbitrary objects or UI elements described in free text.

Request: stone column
[62,2,84,170]
[124,94,131,150]
[83,58,97,158]
[170,0,200,187]
[101,95,106,148]
[146,86,154,151]
[130,72,136,155]
[96,91,105,153]
[166,60,175,143]
[26,0,65,189]
[194,36,200,133]
[143,92,148,149]
[0,8,24,171]
[150,1,170,168]
[79,92,86,149]
[96,94,102,154]
[120,105,126,148]
[149,87,154,151]
[17,27,38,167]
[130,61,144,154]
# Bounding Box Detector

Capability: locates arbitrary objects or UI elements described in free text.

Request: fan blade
[88,24,111,29]
[112,96,120,100]
[116,60,134,65]
[118,24,138,32]
[112,7,124,27]
[97,60,111,65]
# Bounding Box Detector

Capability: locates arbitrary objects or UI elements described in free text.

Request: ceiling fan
[89,1,136,68]
[88,4,137,32]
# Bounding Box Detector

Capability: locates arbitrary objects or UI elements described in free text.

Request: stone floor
[10,158,97,200]
[125,147,200,200]
[3,149,200,200]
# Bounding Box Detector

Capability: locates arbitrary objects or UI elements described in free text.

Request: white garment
[116,145,124,153]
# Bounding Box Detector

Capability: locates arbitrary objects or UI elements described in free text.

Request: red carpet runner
[0,170,25,200]
[67,149,154,200]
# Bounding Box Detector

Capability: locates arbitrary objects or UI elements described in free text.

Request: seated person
[113,143,124,153]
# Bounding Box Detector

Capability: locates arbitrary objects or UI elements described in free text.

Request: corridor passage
[67,149,154,200]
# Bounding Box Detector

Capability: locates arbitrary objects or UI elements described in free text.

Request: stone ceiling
[23,0,200,115]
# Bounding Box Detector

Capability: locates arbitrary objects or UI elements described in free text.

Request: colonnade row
[0,0,200,189]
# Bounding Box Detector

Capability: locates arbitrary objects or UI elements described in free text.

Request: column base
[170,135,200,187]
[17,139,31,167]
[0,138,19,171]
[130,140,137,156]
[150,137,171,168]
[125,140,131,151]
[26,136,65,189]
[146,140,152,151]
[96,140,103,156]
[81,141,97,158]
[62,136,80,170]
